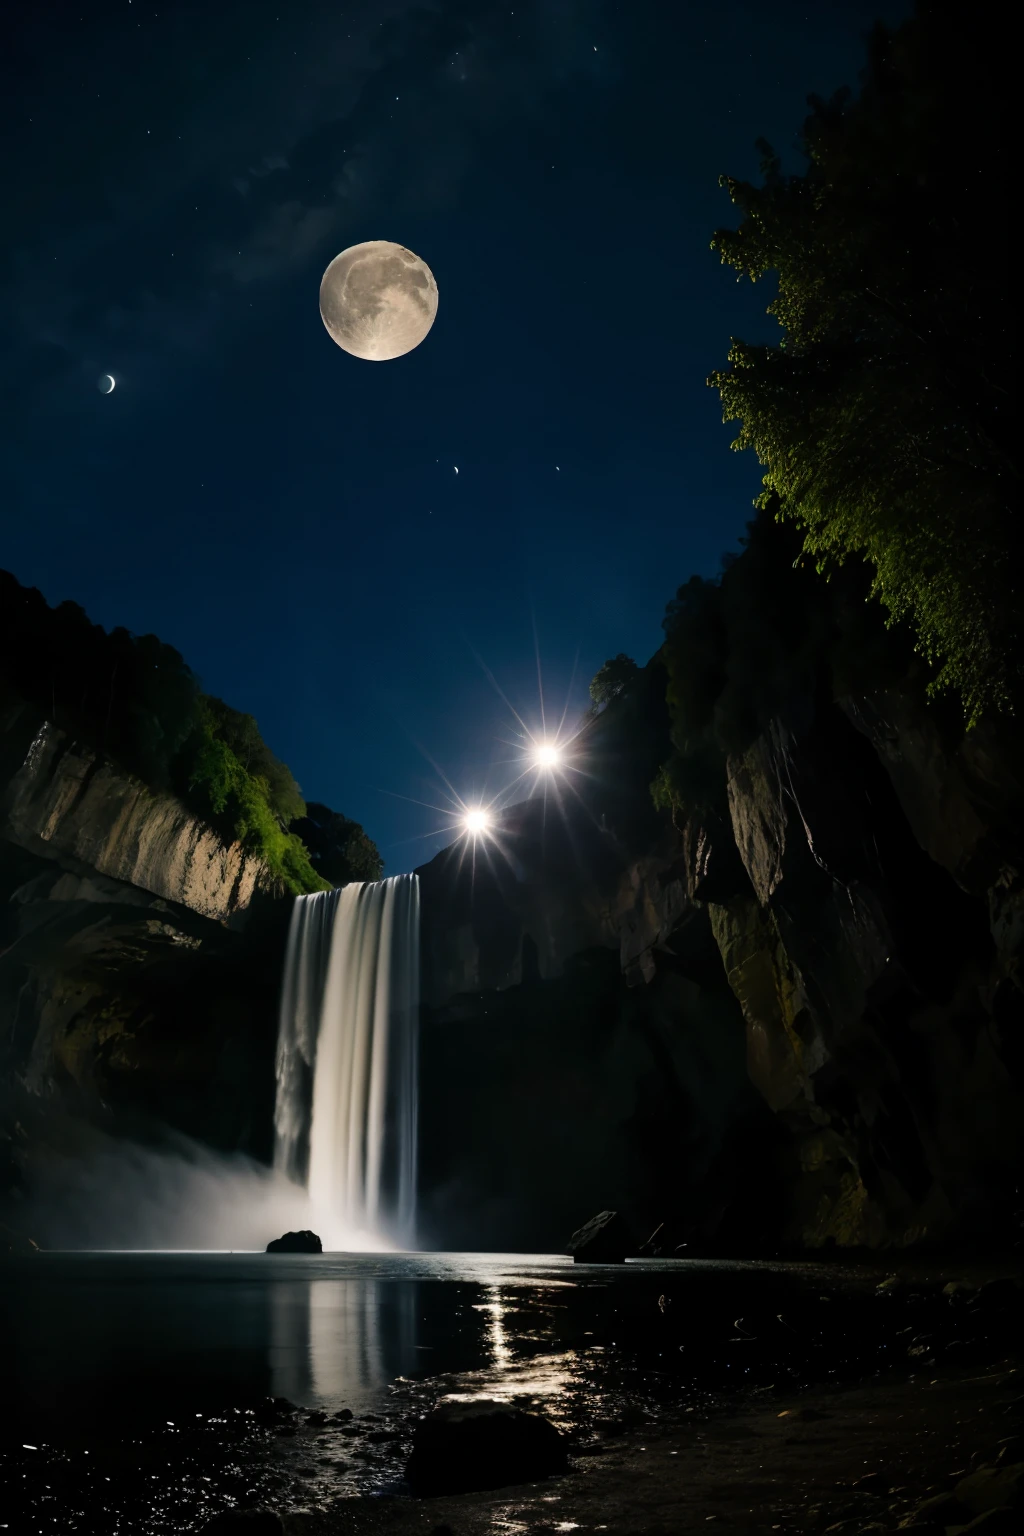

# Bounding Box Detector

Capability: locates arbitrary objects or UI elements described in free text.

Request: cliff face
[706,695,1023,1247]
[417,681,1024,1251]
[416,790,769,1251]
[0,703,286,1187]
[3,677,1021,1254]
[2,707,271,924]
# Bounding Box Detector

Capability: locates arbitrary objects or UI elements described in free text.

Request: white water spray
[274,875,420,1250]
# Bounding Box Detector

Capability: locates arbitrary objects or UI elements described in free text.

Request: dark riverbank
[10,1355,1021,1535]
[293,1364,1024,1535]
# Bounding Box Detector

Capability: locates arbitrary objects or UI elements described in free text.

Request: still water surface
[11,1251,597,1426]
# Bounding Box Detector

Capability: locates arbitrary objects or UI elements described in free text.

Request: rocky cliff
[0,701,287,1194]
[416,675,1024,1251]
[3,670,1022,1255]
[2,705,272,924]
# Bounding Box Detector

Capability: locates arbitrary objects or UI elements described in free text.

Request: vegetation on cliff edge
[0,571,382,893]
[650,506,918,821]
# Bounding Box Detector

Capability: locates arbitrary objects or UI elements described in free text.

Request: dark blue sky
[2,0,906,873]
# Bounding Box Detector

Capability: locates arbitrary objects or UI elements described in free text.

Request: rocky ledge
[1,701,274,926]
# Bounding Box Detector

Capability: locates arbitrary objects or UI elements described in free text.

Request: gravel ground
[287,1361,1024,1535]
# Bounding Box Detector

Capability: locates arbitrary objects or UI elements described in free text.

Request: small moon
[98,374,115,394]
[319,241,438,361]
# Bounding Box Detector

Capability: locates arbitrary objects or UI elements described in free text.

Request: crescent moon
[98,374,115,394]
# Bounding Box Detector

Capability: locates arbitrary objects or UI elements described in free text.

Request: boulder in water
[265,1230,322,1254]
[567,1209,632,1263]
[405,1399,567,1494]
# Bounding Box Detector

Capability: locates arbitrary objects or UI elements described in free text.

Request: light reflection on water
[3,1248,810,1436]
[450,1283,578,1419]
[268,1276,418,1408]
[3,1251,596,1428]
[2,1251,872,1531]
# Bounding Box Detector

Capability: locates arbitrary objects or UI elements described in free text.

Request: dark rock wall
[705,696,1023,1246]
[416,679,1024,1251]
[418,938,771,1252]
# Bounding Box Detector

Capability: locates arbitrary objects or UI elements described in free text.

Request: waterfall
[273,874,420,1249]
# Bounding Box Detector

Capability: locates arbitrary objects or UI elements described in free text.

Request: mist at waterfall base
[8,874,420,1252]
[10,1128,330,1252]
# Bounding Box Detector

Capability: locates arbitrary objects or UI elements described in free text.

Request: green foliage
[0,569,380,896]
[180,705,328,895]
[589,653,640,707]
[202,695,306,826]
[708,7,1016,723]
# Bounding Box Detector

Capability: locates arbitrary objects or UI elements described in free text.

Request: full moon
[98,374,115,394]
[319,241,438,361]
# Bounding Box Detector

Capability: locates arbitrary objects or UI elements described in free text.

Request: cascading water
[273,874,420,1249]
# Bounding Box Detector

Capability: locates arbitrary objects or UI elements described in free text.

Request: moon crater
[319,241,438,361]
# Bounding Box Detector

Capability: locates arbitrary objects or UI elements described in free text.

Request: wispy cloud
[213,201,340,284]
[1,0,607,421]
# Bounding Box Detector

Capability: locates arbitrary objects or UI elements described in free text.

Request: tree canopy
[708,2,1016,723]
[589,653,640,707]
[201,695,306,828]
[293,803,384,886]
[652,506,917,820]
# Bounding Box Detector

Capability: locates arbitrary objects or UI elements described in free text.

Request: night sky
[2,0,907,873]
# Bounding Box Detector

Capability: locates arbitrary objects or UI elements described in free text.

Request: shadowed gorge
[3,9,1024,1246]
[7,526,1022,1254]
[1,2,1021,1533]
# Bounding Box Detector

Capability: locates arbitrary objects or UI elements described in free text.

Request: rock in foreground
[201,1510,284,1534]
[265,1230,322,1254]
[405,1399,567,1495]
[567,1209,631,1263]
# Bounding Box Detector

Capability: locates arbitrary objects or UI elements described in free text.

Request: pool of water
[0,1250,881,1533]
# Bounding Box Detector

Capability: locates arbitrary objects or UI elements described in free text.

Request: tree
[652,507,915,820]
[202,696,306,826]
[173,700,328,895]
[708,3,1016,723]
[294,803,384,885]
[589,653,639,708]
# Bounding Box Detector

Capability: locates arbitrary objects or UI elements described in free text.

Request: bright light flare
[463,808,492,836]
[532,741,562,770]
